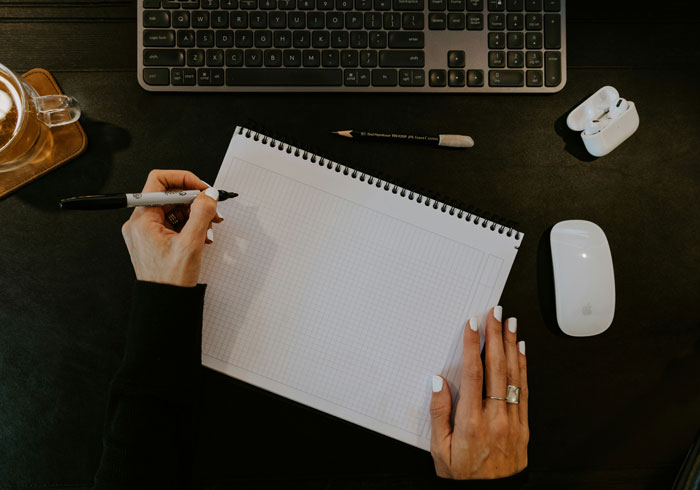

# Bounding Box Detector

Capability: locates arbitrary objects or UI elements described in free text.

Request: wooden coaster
[0,68,87,199]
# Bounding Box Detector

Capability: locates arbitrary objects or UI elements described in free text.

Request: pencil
[332,130,474,148]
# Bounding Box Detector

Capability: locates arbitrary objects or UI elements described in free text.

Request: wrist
[136,275,198,288]
[134,261,202,288]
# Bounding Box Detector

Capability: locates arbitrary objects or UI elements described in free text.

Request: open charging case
[567,86,639,157]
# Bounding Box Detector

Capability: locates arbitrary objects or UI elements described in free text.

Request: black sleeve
[433,469,529,489]
[93,280,206,490]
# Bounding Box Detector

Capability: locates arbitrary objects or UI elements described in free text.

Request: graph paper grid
[200,128,521,450]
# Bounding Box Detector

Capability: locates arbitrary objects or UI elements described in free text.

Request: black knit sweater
[93,281,205,489]
[92,281,525,489]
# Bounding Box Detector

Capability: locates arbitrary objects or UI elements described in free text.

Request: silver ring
[487,385,521,405]
[486,396,507,401]
[167,212,179,226]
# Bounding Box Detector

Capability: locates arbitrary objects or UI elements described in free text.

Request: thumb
[430,375,453,456]
[180,188,218,246]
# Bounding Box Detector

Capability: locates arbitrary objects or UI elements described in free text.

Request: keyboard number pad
[484,0,560,88]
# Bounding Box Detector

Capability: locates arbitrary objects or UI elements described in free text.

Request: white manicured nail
[518,341,526,355]
[432,375,443,393]
[204,187,219,201]
[216,209,223,220]
[508,317,517,333]
[202,181,211,187]
[207,228,214,242]
[493,305,502,322]
[469,316,478,332]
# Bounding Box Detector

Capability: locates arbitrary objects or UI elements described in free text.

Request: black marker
[59,189,238,210]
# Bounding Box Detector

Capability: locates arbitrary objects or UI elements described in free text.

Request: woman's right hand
[429,306,529,479]
[121,169,222,288]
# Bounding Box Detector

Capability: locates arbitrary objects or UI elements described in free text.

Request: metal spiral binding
[240,127,521,241]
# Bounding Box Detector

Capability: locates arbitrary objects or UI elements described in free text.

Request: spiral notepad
[200,127,523,450]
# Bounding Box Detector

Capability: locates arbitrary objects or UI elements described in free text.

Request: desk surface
[1,2,699,489]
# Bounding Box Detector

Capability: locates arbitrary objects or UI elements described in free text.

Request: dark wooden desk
[1,2,699,489]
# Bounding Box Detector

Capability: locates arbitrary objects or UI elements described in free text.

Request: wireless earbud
[584,119,605,136]
[606,98,628,119]
[566,86,640,157]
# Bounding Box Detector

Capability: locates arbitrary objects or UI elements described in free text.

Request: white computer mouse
[550,220,615,336]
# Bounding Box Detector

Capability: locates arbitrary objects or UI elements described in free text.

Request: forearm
[94,281,206,490]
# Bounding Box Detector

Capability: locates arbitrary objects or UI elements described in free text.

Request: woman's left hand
[429,306,529,479]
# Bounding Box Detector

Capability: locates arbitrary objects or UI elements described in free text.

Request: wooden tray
[0,68,87,198]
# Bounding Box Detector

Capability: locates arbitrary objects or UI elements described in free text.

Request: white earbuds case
[566,86,639,157]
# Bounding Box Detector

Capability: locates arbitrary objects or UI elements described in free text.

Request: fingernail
[508,317,517,334]
[207,228,214,242]
[432,375,443,393]
[469,316,478,332]
[202,181,211,187]
[518,341,526,355]
[216,209,224,220]
[204,187,219,201]
[493,305,502,322]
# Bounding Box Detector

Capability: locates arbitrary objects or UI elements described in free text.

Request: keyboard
[138,0,566,92]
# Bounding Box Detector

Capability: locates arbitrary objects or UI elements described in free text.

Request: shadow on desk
[553,97,598,163]
[536,226,565,339]
[16,115,130,211]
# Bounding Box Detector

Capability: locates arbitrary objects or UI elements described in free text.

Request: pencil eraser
[439,134,474,148]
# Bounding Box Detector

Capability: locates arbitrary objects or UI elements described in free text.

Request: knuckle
[206,201,219,217]
[465,414,481,433]
[492,417,509,440]
[429,402,450,420]
[492,358,507,377]
[520,386,529,401]
[194,197,217,217]
[203,195,218,210]
[521,427,530,445]
[147,169,161,180]
[464,325,481,347]
[509,419,521,437]
[464,363,483,382]
[468,331,481,346]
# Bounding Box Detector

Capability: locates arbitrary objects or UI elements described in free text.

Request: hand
[430,306,529,479]
[121,169,222,287]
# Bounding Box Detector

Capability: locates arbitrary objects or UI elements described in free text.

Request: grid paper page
[200,128,522,450]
